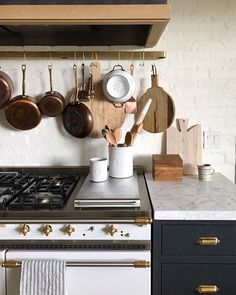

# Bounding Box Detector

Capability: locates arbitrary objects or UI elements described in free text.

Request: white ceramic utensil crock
[103,65,135,106]
[109,146,133,178]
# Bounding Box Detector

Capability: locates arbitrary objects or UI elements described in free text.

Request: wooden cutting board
[166,119,202,175]
[84,61,126,138]
[137,72,175,133]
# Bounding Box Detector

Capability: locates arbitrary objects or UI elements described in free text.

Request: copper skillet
[0,69,14,109]
[5,65,41,130]
[62,64,93,138]
[38,64,65,117]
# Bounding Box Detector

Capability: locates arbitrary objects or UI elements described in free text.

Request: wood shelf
[0,4,171,47]
[0,50,167,60]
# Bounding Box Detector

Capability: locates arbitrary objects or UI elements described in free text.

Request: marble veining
[145,173,236,220]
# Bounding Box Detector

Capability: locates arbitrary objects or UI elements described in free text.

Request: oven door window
[5,250,150,295]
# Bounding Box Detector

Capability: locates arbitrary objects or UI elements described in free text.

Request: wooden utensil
[131,122,143,142]
[113,128,122,143]
[125,64,137,114]
[105,131,117,147]
[166,118,202,175]
[124,131,134,146]
[137,64,175,133]
[84,61,126,138]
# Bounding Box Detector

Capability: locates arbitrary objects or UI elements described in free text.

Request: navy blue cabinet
[153,221,236,295]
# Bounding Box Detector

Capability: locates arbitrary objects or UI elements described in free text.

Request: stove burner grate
[0,173,79,210]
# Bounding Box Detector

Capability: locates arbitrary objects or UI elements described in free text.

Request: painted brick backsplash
[0,0,235,183]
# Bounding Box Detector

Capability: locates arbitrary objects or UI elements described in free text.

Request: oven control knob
[20,224,31,236]
[106,225,118,236]
[65,225,75,236]
[42,225,53,236]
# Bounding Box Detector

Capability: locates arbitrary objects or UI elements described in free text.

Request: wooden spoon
[131,123,144,143]
[105,131,117,147]
[113,128,122,143]
[124,131,134,146]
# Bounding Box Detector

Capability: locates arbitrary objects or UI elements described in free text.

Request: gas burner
[0,173,79,210]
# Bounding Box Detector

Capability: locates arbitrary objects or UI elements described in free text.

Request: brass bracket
[133,260,150,268]
[134,217,153,226]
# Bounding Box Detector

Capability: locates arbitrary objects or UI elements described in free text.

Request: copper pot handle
[21,64,26,96]
[72,64,78,103]
[48,64,53,92]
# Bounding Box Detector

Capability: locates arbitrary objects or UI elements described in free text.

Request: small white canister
[90,158,108,182]
[109,146,133,178]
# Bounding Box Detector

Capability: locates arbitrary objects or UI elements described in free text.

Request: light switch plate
[204,131,221,149]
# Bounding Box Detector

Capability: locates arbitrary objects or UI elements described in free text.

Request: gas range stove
[0,172,79,210]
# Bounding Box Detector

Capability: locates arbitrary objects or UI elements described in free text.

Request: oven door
[0,249,6,295]
[4,250,150,295]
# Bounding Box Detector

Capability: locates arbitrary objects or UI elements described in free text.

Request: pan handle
[21,64,26,96]
[112,64,124,71]
[72,64,78,103]
[48,64,53,92]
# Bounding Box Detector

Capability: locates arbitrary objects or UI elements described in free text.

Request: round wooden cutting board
[137,69,175,134]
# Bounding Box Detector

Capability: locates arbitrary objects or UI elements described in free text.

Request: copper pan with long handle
[0,68,14,109]
[5,64,41,130]
[62,64,93,138]
[38,64,65,117]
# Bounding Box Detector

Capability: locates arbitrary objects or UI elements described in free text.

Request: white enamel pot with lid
[103,65,135,107]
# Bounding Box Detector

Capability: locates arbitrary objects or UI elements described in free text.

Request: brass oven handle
[1,260,150,269]
[196,237,220,246]
[196,285,219,293]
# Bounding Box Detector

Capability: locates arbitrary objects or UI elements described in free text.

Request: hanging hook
[73,51,77,64]
[118,51,121,64]
[49,51,53,66]
[23,49,27,66]
[82,52,86,63]
[95,52,98,61]
[139,51,145,67]
[151,64,157,76]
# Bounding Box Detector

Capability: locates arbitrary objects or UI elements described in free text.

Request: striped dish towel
[20,260,66,295]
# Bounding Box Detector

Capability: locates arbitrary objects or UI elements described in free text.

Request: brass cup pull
[42,225,53,236]
[196,237,220,246]
[196,285,219,293]
[65,225,75,236]
[106,225,118,236]
[20,224,30,236]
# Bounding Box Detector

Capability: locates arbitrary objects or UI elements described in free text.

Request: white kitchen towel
[20,260,66,295]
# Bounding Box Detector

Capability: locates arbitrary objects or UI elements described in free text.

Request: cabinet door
[162,264,236,295]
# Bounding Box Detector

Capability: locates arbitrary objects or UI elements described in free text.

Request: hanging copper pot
[38,64,65,117]
[0,69,14,109]
[5,64,41,130]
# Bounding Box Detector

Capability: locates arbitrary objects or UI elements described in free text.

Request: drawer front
[162,224,236,255]
[162,264,236,295]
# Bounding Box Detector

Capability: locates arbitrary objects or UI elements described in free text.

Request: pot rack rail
[0,50,166,61]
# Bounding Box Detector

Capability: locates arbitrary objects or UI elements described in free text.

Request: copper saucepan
[62,64,93,138]
[5,65,41,130]
[0,68,14,109]
[38,64,65,117]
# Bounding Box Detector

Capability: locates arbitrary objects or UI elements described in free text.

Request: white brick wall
[0,0,235,183]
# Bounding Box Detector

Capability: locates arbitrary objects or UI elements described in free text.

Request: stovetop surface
[0,166,151,221]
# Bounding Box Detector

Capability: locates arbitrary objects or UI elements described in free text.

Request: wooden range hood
[0,4,170,47]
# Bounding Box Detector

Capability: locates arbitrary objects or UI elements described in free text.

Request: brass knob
[196,237,220,246]
[65,224,75,236]
[106,225,118,236]
[196,285,219,293]
[42,225,53,236]
[20,224,30,236]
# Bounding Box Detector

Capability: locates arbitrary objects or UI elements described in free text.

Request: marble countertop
[145,173,236,220]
